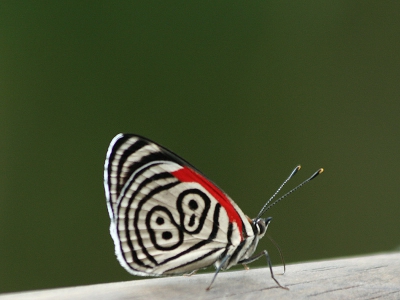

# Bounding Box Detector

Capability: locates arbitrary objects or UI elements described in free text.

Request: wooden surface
[1,252,399,300]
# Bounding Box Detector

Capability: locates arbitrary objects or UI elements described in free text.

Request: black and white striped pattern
[104,134,256,276]
[104,134,324,290]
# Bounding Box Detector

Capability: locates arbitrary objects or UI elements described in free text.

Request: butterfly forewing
[104,134,253,276]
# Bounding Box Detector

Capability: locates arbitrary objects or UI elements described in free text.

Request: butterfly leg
[206,253,232,291]
[239,250,288,290]
[183,270,198,277]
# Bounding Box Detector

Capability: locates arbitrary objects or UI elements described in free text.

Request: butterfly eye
[255,219,266,235]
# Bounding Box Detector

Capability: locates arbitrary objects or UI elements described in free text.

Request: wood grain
[1,252,399,300]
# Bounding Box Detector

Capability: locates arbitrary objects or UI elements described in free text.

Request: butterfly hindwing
[104,134,253,276]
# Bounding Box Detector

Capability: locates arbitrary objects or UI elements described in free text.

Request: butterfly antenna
[256,165,301,219]
[258,168,324,218]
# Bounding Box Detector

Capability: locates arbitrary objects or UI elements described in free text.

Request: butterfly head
[252,216,272,239]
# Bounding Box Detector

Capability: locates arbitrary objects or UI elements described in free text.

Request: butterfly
[103,133,323,290]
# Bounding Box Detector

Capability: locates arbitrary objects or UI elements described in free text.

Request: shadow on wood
[1,252,399,300]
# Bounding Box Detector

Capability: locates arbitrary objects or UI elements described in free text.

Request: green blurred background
[1,1,399,294]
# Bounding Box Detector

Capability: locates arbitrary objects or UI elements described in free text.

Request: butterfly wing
[104,134,254,275]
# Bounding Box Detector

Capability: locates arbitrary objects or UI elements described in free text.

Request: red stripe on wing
[171,166,243,241]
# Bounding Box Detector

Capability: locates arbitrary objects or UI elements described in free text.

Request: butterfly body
[104,133,323,289]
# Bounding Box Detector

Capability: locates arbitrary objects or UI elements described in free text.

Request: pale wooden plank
[1,252,399,300]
